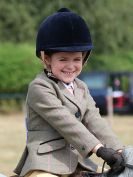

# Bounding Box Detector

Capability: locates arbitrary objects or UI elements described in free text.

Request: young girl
[14,8,124,177]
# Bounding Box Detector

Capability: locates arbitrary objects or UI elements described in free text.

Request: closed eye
[59,58,68,61]
[74,58,82,61]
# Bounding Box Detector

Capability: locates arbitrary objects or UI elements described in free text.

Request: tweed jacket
[14,71,123,176]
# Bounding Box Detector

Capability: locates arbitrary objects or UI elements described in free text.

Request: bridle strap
[124,163,133,169]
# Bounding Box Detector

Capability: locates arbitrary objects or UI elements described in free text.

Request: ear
[40,51,51,66]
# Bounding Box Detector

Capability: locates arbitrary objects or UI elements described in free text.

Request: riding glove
[96,147,125,174]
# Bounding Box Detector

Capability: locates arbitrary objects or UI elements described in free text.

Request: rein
[124,163,133,169]
[101,161,133,177]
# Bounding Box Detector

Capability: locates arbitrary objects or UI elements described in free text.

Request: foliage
[0,42,42,93]
[85,0,133,53]
[0,0,133,54]
[0,0,36,42]
[84,51,133,72]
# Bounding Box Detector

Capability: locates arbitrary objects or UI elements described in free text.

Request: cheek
[77,63,83,70]
[50,61,58,69]
[53,62,64,70]
[51,63,62,73]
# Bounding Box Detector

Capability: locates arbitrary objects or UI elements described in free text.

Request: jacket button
[70,145,75,150]
[75,111,81,118]
[82,146,85,151]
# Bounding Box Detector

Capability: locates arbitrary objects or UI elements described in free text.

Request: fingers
[96,147,125,170]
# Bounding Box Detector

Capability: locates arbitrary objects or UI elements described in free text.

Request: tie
[67,86,74,94]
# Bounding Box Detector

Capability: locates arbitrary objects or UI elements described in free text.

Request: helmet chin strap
[83,50,92,65]
[40,51,51,70]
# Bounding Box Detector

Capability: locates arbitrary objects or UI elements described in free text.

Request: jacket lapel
[39,72,86,116]
[73,81,87,113]
[58,80,86,114]
[57,81,76,104]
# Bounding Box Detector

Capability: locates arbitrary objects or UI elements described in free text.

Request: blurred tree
[0,0,133,53]
[86,0,133,54]
[0,0,35,42]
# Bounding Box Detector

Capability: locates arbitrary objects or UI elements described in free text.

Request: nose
[66,61,75,69]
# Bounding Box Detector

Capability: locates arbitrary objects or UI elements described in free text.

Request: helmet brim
[43,45,93,52]
[36,45,93,58]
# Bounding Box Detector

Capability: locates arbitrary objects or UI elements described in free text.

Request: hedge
[0,42,42,93]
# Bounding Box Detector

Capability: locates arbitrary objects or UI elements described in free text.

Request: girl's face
[46,52,83,83]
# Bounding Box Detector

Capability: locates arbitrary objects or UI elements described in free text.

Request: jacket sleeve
[82,85,124,151]
[27,80,100,158]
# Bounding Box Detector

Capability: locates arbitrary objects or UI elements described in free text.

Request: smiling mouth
[62,71,75,75]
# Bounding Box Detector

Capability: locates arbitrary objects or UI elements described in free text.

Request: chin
[61,77,75,83]
[63,80,74,83]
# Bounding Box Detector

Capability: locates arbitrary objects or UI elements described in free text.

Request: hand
[96,147,125,174]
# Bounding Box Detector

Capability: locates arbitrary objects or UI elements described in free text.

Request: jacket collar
[44,69,59,83]
[57,80,86,115]
[42,71,86,114]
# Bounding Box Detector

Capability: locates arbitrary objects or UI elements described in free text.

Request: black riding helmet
[36,8,93,63]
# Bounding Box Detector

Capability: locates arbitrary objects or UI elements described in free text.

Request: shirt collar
[62,82,74,90]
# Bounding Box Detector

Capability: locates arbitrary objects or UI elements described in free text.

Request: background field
[0,113,133,176]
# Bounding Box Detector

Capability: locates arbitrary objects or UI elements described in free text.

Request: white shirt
[62,82,74,94]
